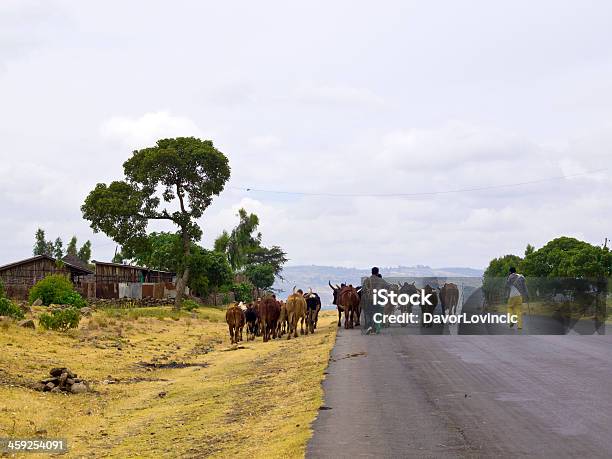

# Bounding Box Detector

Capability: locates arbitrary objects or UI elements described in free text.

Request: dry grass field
[0,306,338,458]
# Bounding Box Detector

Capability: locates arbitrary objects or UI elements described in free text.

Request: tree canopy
[522,237,611,278]
[214,208,288,295]
[81,137,231,307]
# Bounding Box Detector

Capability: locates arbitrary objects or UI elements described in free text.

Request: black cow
[244,302,259,340]
[304,290,322,333]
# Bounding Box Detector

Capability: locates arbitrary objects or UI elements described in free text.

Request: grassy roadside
[484,301,612,323]
[0,306,337,458]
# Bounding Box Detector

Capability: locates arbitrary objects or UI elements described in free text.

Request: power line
[229,168,607,198]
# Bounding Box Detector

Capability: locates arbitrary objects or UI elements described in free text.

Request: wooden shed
[0,255,94,300]
[92,261,176,299]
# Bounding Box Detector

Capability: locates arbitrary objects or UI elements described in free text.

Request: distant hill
[273,265,484,308]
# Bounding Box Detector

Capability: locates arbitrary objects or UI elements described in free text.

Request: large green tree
[215,208,261,271]
[522,237,611,278]
[81,137,231,308]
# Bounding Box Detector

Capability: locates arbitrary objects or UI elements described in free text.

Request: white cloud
[247,135,282,149]
[296,84,385,108]
[2,1,612,268]
[100,111,203,149]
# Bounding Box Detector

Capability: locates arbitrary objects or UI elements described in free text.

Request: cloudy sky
[1,0,611,269]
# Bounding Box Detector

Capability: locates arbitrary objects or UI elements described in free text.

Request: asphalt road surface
[307,324,612,458]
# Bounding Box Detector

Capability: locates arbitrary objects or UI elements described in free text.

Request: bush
[0,298,24,320]
[28,274,87,308]
[232,282,253,303]
[182,299,200,312]
[38,307,81,331]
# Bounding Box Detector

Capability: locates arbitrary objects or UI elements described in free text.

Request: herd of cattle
[225,288,322,344]
[328,280,460,329]
[225,281,462,343]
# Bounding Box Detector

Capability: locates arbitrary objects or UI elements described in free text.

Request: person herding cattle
[506,266,529,330]
[360,267,392,334]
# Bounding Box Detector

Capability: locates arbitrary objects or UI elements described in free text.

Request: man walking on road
[506,266,529,330]
[361,267,391,335]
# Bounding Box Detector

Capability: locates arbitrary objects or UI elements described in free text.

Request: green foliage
[182,299,200,312]
[125,232,183,271]
[244,263,275,291]
[214,208,288,285]
[482,254,524,305]
[232,282,253,303]
[77,240,92,263]
[56,290,87,308]
[33,228,52,256]
[0,298,24,320]
[28,274,87,307]
[484,254,523,278]
[39,307,81,331]
[188,249,233,296]
[81,137,231,306]
[522,237,612,278]
[215,208,261,271]
[53,237,64,259]
[0,279,4,298]
[66,236,78,256]
[245,245,288,279]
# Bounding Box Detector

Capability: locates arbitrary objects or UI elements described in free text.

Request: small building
[92,261,177,299]
[0,255,94,300]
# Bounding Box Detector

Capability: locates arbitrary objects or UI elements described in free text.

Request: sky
[1,0,611,269]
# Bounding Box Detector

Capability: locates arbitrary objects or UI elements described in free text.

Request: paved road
[307,325,612,458]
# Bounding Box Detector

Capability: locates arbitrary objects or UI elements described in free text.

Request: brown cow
[422,285,438,328]
[328,281,347,327]
[277,300,288,336]
[337,284,360,329]
[258,296,280,342]
[286,288,307,339]
[225,303,245,344]
[439,283,459,316]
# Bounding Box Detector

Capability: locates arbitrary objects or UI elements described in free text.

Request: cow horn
[328,281,337,291]
[293,285,297,293]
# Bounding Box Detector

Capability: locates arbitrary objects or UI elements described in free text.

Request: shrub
[0,298,24,320]
[38,307,81,331]
[28,274,87,308]
[55,290,87,308]
[182,299,200,312]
